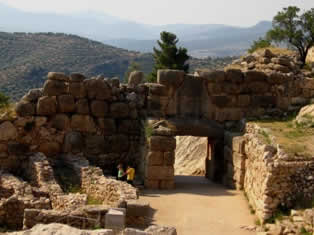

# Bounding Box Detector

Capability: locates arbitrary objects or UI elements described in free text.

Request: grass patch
[253,113,314,158]
[265,211,285,224]
[87,195,103,205]
[258,129,272,145]
[145,123,153,139]
[255,47,296,56]
[300,227,311,235]
[255,219,261,226]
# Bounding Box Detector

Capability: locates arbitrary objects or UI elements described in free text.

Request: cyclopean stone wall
[1,65,314,224]
[2,72,147,176]
[147,69,314,122]
[224,123,314,222]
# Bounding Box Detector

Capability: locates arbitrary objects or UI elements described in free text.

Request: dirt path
[140,176,256,235]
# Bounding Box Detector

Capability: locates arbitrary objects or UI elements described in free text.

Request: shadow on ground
[140,175,235,198]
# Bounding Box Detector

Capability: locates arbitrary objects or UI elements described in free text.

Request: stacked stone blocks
[145,136,176,189]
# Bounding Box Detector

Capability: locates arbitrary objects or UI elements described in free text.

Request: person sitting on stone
[124,165,135,186]
[117,164,125,181]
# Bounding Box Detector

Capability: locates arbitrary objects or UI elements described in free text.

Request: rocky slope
[174,136,208,176]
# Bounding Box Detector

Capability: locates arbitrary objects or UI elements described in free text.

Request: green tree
[148,31,189,83]
[266,6,314,67]
[248,37,271,53]
[0,92,9,109]
[124,61,141,83]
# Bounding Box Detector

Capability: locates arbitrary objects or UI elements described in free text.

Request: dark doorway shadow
[141,175,236,198]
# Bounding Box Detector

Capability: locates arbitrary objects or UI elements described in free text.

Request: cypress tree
[148,31,189,82]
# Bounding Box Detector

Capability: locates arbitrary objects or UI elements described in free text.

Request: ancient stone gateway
[143,69,300,189]
[1,66,314,224]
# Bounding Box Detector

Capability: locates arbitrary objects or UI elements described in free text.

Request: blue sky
[0,0,313,26]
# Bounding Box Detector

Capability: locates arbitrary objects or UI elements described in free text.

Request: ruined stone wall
[147,69,314,122]
[0,72,147,177]
[224,123,314,222]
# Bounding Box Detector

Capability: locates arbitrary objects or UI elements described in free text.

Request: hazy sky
[0,0,313,26]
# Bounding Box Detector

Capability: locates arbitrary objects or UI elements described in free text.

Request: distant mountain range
[0,3,272,57]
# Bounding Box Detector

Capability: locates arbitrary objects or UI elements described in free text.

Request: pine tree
[148,31,189,82]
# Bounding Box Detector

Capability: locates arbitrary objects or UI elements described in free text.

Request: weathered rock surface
[174,136,208,176]
[7,223,114,235]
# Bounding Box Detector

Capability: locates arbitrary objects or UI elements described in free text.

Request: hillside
[0,32,235,101]
[0,32,140,100]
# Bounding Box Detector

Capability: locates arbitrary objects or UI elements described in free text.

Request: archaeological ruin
[0,49,313,233]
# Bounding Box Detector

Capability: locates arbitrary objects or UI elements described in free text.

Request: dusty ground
[140,176,256,235]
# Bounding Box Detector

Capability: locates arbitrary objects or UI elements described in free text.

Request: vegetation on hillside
[148,31,189,82]
[267,6,314,67]
[248,37,271,53]
[0,32,138,100]
[0,92,9,109]
[0,32,235,101]
[249,6,314,67]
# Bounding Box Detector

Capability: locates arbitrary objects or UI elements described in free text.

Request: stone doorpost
[144,135,176,189]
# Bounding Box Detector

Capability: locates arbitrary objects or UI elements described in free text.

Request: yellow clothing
[126,168,135,181]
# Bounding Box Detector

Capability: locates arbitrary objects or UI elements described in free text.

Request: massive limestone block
[128,71,144,88]
[225,68,244,83]
[149,136,176,152]
[51,114,70,131]
[146,151,164,166]
[71,115,96,133]
[110,77,120,88]
[43,79,68,96]
[97,118,116,135]
[76,99,90,114]
[147,83,168,96]
[273,64,290,73]
[63,131,84,153]
[198,70,225,83]
[83,78,112,100]
[37,96,57,116]
[69,82,86,98]
[157,70,185,88]
[38,142,61,157]
[8,142,30,155]
[90,100,108,117]
[145,166,174,180]
[117,120,141,135]
[21,88,43,102]
[245,70,268,82]
[85,135,107,155]
[57,95,76,113]
[109,135,129,153]
[300,77,314,89]
[15,101,36,117]
[48,72,69,82]
[110,102,129,118]
[11,223,114,235]
[70,73,86,82]
[262,49,275,58]
[0,121,17,141]
[164,151,175,166]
